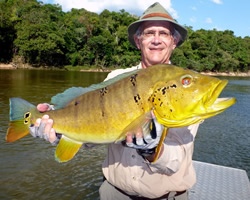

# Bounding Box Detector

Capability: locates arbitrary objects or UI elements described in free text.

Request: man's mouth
[149,48,163,51]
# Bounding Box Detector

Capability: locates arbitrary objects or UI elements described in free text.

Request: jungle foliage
[0,0,249,72]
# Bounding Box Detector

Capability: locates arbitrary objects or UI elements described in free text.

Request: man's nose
[151,33,162,44]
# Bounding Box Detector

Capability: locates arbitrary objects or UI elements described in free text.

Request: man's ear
[172,40,177,50]
[134,35,141,50]
[172,43,177,50]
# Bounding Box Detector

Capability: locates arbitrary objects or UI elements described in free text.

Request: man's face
[134,21,177,68]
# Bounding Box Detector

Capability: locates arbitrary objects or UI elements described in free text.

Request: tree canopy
[0,0,249,72]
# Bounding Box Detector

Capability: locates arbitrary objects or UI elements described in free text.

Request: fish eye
[181,75,192,87]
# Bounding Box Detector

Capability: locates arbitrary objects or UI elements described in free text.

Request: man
[30,3,200,200]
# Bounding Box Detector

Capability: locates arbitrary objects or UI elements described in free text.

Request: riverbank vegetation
[1,0,249,73]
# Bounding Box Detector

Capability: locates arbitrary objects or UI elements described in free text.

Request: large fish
[6,64,236,162]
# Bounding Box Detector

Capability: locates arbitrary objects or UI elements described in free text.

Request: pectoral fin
[55,136,82,163]
[121,111,152,138]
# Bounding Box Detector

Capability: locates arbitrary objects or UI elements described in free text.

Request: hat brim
[128,18,187,48]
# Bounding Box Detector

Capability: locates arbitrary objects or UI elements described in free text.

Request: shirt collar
[137,61,171,69]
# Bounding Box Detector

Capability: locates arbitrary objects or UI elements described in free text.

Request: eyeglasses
[141,30,172,40]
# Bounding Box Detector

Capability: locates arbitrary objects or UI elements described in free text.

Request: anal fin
[55,136,82,163]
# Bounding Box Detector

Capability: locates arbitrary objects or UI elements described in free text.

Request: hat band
[142,13,174,21]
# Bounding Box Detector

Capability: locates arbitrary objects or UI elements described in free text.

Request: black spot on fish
[130,74,138,87]
[100,87,108,97]
[24,112,31,124]
[134,96,137,103]
[24,112,31,118]
[170,84,177,88]
[170,109,173,112]
[102,110,105,117]
[162,87,167,95]
[134,94,141,103]
[160,102,163,107]
[74,101,80,106]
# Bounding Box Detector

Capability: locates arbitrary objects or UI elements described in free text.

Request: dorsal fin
[51,69,141,109]
[51,87,91,109]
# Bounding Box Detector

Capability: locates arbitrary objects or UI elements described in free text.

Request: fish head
[152,66,236,127]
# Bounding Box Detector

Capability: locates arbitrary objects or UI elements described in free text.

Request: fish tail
[6,98,38,142]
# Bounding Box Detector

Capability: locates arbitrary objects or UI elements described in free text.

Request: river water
[0,69,249,199]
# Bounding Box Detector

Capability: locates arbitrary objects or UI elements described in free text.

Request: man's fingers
[126,132,134,148]
[126,132,133,144]
[41,114,49,123]
[135,127,143,138]
[49,128,57,143]
[44,118,53,136]
[29,112,58,144]
[134,127,143,145]
[136,137,144,146]
[34,118,41,127]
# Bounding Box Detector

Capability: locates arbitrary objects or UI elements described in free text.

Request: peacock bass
[6,64,236,162]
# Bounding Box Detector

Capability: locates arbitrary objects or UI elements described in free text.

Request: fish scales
[49,68,159,143]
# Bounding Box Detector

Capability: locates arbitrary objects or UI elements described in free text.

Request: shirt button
[132,155,136,159]
[132,176,136,180]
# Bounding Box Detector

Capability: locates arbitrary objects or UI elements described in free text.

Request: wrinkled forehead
[140,21,174,32]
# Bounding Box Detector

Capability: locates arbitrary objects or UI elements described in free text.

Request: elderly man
[30,3,200,200]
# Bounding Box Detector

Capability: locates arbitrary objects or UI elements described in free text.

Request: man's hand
[126,117,164,149]
[29,103,59,145]
[125,113,164,161]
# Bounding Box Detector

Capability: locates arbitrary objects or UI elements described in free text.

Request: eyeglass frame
[141,29,173,40]
[134,22,181,44]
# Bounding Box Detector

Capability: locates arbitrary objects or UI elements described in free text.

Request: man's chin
[148,59,166,66]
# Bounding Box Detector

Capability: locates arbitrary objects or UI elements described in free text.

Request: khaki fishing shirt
[102,63,199,198]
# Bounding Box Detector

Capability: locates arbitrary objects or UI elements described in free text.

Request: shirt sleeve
[147,123,200,175]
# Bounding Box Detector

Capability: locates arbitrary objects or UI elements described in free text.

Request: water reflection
[0,69,108,200]
[193,77,250,173]
[0,69,249,199]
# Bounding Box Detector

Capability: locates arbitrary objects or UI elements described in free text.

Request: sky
[40,0,250,38]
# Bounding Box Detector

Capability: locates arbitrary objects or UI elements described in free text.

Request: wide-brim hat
[128,2,187,47]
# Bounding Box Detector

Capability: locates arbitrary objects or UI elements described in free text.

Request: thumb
[37,103,51,112]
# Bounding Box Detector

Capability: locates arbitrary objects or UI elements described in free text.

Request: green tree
[14,1,66,66]
[0,0,249,71]
[0,0,16,62]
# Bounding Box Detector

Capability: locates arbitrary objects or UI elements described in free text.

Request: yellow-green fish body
[6,64,236,162]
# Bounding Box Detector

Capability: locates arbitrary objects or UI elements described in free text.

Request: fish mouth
[204,80,236,114]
